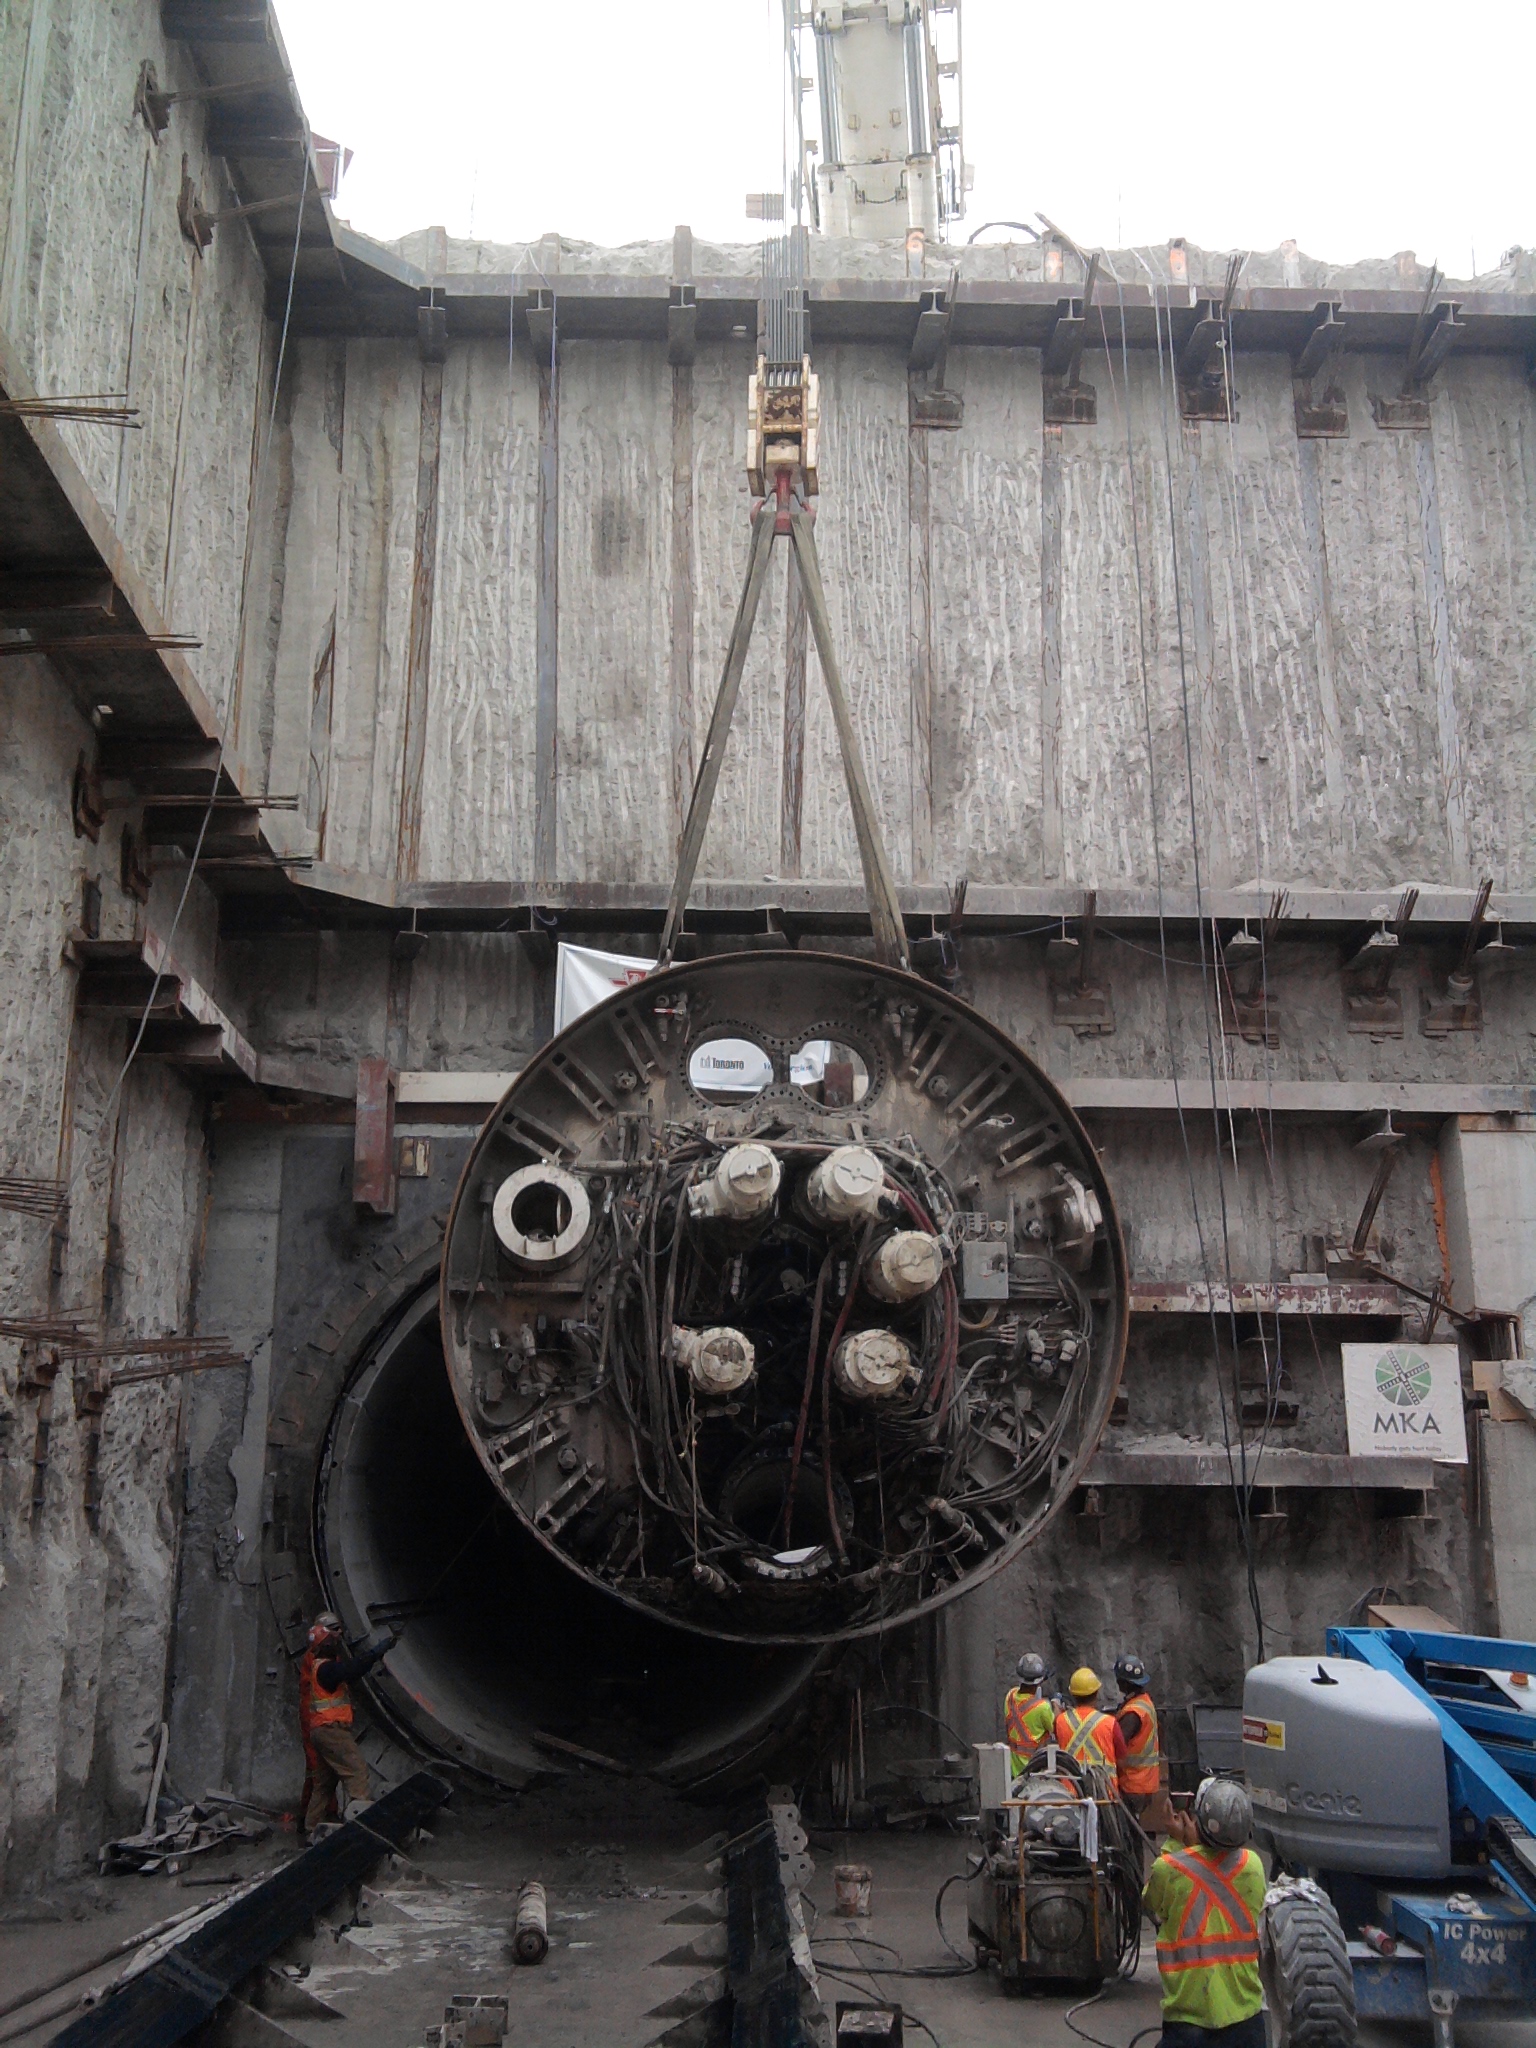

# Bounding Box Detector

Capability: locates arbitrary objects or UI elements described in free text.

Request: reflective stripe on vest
[1006,1689,1051,1760]
[1120,1694,1160,1794]
[299,1649,353,1729]
[1155,1849,1259,1974]
[1059,1706,1116,1767]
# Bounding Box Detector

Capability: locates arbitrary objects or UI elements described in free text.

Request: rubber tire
[1261,1887,1357,2048]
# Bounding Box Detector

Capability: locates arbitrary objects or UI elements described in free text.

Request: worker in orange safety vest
[1054,1666,1127,1792]
[1003,1653,1057,1775]
[1143,1777,1266,2048]
[297,1611,400,1838]
[1114,1651,1164,1814]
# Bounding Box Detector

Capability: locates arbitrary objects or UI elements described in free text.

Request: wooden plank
[1072,1078,1533,1116]
[395,357,443,881]
[1084,1449,1438,1489]
[1365,1602,1458,1630]
[385,1070,1528,1119]
[397,1071,517,1105]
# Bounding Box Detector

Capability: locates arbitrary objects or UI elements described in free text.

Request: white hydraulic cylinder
[806,1145,886,1225]
[864,1229,944,1301]
[688,1143,782,1221]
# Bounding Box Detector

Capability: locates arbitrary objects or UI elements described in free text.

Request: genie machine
[1244,1625,1536,2046]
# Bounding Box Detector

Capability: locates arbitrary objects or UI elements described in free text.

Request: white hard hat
[1194,1776,1253,1849]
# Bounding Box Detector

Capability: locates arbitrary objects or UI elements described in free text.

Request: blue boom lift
[1243,1627,1536,2047]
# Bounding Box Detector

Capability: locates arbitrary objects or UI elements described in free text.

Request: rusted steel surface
[352,1055,397,1216]
[1128,1280,1402,1317]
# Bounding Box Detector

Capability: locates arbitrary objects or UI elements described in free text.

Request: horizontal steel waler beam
[221,866,1536,941]
[294,234,1536,353]
[249,1064,1532,1125]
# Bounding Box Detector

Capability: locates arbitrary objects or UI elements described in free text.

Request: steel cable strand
[1104,261,1267,1659]
[818,1226,877,1561]
[1146,280,1266,1658]
[781,1250,833,1546]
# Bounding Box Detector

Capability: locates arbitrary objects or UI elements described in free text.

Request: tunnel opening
[719,1451,849,1555]
[314,1284,821,1789]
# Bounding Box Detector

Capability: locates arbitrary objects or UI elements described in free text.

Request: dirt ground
[2,1780,1534,2048]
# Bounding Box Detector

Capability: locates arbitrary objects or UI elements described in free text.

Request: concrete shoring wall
[0,0,273,742]
[0,0,274,1885]
[0,662,209,1888]
[3,0,1536,1890]
[244,330,1535,896]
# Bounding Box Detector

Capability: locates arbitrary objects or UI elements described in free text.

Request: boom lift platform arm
[1245,1626,1536,2048]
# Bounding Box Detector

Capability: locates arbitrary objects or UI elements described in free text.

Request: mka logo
[1375,1349,1434,1407]
[1373,1349,1442,1436]
[1342,1341,1468,1465]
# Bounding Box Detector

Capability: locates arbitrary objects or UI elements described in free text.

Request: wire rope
[1095,256,1267,1659]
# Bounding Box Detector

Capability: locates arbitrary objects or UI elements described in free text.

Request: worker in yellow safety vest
[1114,1651,1163,1813]
[1144,1777,1267,2048]
[1003,1653,1057,1773]
[1054,1667,1127,1792]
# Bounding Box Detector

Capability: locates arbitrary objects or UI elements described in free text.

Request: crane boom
[792,2,966,240]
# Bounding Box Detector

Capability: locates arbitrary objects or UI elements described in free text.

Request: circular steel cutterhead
[442,952,1127,1644]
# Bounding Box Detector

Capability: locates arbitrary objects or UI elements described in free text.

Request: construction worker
[1003,1653,1057,1774]
[1143,1777,1266,2048]
[298,1611,399,1837]
[1054,1667,1127,1791]
[1115,1652,1163,1814]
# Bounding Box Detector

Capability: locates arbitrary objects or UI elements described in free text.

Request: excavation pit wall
[167,926,1521,1815]
[2,0,1534,1884]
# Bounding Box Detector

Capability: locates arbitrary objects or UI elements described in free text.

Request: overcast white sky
[272,2,1530,277]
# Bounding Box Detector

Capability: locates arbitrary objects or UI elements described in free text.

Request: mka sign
[1341,1343,1468,1464]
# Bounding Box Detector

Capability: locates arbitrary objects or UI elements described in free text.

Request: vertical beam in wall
[1040,423,1064,879]
[396,358,444,882]
[1295,437,1347,820]
[669,228,696,845]
[1414,435,1471,875]
[908,402,934,881]
[533,299,560,885]
[1180,428,1224,883]
[161,256,205,613]
[114,143,156,525]
[0,0,54,334]
[781,561,808,878]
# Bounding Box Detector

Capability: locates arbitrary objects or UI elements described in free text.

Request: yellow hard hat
[1068,1666,1101,1699]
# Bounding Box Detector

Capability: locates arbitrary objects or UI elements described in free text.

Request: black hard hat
[1016,1653,1048,1686]
[1114,1653,1147,1691]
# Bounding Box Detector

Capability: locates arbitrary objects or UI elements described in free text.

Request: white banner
[1341,1342,1468,1464]
[553,942,655,1035]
